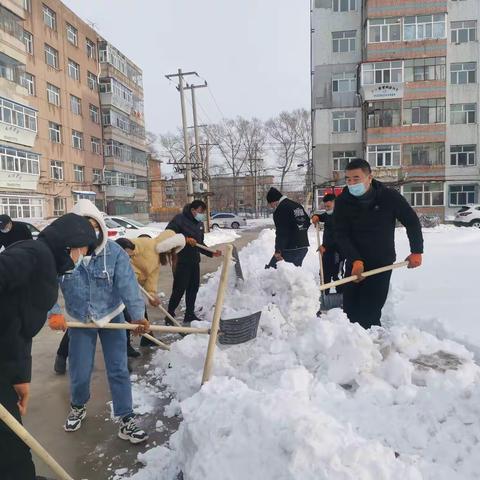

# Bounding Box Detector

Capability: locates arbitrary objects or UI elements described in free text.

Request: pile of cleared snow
[204,228,240,247]
[124,227,480,480]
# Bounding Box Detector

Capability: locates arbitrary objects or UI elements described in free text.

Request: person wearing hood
[166,200,221,324]
[0,213,96,480]
[334,158,424,329]
[0,214,32,250]
[48,200,149,444]
[266,187,310,268]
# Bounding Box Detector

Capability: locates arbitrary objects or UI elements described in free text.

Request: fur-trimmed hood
[71,199,108,254]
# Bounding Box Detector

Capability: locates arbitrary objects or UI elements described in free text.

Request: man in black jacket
[0,213,96,480]
[334,159,424,329]
[0,214,32,250]
[266,187,310,268]
[166,200,221,324]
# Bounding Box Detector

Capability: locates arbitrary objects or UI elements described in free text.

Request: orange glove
[186,237,197,247]
[213,250,222,257]
[48,313,67,331]
[351,260,365,282]
[311,215,320,225]
[317,245,326,255]
[406,253,422,269]
[131,318,150,336]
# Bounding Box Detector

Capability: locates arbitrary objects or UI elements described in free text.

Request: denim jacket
[59,240,145,325]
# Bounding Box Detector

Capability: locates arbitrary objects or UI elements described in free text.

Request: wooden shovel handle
[319,261,409,292]
[138,286,182,328]
[66,321,210,335]
[315,223,325,286]
[140,333,170,351]
[196,243,217,254]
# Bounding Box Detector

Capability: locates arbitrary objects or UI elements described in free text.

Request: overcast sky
[63,0,310,135]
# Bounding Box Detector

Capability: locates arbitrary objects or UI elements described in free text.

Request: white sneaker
[64,405,86,432]
[118,414,148,444]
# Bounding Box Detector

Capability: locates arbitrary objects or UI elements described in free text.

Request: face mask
[348,182,367,197]
[0,228,9,233]
[95,230,101,238]
[73,254,84,270]
[195,213,207,222]
[326,210,334,215]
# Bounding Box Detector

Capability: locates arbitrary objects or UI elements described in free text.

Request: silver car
[210,213,247,229]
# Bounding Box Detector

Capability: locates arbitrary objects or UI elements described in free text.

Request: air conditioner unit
[193,181,206,194]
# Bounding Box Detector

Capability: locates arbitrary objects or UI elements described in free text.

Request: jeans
[266,247,308,269]
[167,261,200,319]
[68,313,132,418]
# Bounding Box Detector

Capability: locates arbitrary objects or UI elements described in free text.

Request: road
[28,226,266,479]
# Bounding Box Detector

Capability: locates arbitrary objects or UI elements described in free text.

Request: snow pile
[126,227,480,480]
[204,228,240,247]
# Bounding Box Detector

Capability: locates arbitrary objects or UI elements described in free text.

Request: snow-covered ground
[124,226,480,480]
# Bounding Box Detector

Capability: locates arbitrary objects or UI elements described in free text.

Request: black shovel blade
[320,292,343,310]
[219,311,261,345]
[232,245,244,281]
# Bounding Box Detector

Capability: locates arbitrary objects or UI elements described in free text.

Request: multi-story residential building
[311,0,480,220]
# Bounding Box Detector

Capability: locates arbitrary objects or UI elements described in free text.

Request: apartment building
[0,0,148,221]
[311,0,480,219]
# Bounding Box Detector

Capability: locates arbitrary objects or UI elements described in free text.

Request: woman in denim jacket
[49,200,149,444]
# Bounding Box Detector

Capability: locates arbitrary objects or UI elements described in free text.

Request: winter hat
[0,214,12,229]
[266,187,282,203]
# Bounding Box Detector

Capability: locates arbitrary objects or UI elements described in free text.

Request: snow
[124,226,480,480]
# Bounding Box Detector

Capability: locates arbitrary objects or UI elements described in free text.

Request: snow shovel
[139,285,183,329]
[231,245,244,281]
[315,224,343,311]
[0,402,74,480]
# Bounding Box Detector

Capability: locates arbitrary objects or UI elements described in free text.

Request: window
[403,143,445,166]
[99,77,133,104]
[367,144,401,167]
[48,122,61,143]
[451,62,476,84]
[86,38,96,59]
[0,196,43,219]
[333,0,356,12]
[105,170,137,187]
[332,72,356,92]
[70,95,81,115]
[362,61,402,85]
[87,71,97,90]
[23,30,33,54]
[72,130,83,150]
[0,97,37,131]
[403,183,444,206]
[368,17,401,43]
[0,146,40,175]
[23,0,32,12]
[46,83,60,106]
[21,73,35,96]
[43,4,56,30]
[102,108,130,133]
[366,100,401,128]
[332,111,356,132]
[50,160,64,180]
[332,30,356,53]
[98,41,143,86]
[44,44,58,69]
[404,57,446,82]
[403,99,446,125]
[89,104,99,123]
[68,59,80,81]
[451,20,476,44]
[450,145,476,166]
[404,14,446,41]
[450,103,476,124]
[449,185,476,206]
[91,136,101,154]
[66,23,77,46]
[53,197,66,216]
[92,169,102,183]
[73,164,84,182]
[332,151,356,171]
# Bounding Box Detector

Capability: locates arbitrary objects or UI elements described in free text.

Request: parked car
[453,205,480,228]
[104,218,127,240]
[210,213,247,229]
[105,216,161,239]
[16,221,40,239]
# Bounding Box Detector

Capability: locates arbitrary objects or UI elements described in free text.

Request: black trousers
[342,269,392,330]
[266,247,309,269]
[167,261,200,319]
[0,379,36,480]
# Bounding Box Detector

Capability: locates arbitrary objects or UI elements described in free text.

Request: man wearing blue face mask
[334,159,424,329]
[166,200,221,324]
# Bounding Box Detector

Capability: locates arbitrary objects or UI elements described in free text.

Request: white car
[106,216,161,239]
[453,205,480,228]
[210,213,247,229]
[104,218,127,240]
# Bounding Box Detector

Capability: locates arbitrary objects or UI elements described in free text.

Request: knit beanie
[266,187,282,203]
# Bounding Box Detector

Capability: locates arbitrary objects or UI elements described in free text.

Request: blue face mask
[326,209,334,215]
[195,212,207,223]
[348,182,367,197]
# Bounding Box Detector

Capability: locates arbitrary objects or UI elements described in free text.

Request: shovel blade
[232,245,244,281]
[321,292,343,310]
[219,311,261,345]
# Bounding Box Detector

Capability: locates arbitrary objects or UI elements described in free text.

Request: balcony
[105,185,135,199]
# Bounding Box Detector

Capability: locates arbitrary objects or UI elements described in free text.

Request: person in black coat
[0,214,32,250]
[266,187,310,268]
[166,200,221,324]
[0,213,96,480]
[334,158,424,329]
[312,193,343,293]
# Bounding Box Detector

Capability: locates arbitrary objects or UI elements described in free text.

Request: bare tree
[295,109,313,206]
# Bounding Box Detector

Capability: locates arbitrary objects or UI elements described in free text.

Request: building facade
[311,0,480,219]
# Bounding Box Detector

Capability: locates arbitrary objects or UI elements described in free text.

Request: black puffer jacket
[334,180,424,269]
[0,214,96,384]
[273,198,310,253]
[166,205,212,264]
[0,221,32,249]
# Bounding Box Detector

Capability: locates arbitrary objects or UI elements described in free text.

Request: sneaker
[118,414,148,444]
[54,354,67,375]
[165,315,175,327]
[140,333,158,347]
[64,405,86,432]
[127,344,140,358]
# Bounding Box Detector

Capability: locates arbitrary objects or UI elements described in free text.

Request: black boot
[127,343,140,357]
[54,354,67,374]
[165,314,175,326]
[140,332,158,347]
[183,313,202,324]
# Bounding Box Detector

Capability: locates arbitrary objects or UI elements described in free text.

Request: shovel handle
[66,321,210,335]
[140,333,171,351]
[138,286,182,329]
[0,403,74,480]
[196,244,217,254]
[319,261,409,292]
[315,223,325,286]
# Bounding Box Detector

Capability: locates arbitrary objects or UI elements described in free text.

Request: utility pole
[248,158,263,219]
[165,69,199,202]
[184,82,207,171]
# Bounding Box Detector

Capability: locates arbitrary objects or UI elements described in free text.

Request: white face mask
[326,210,334,215]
